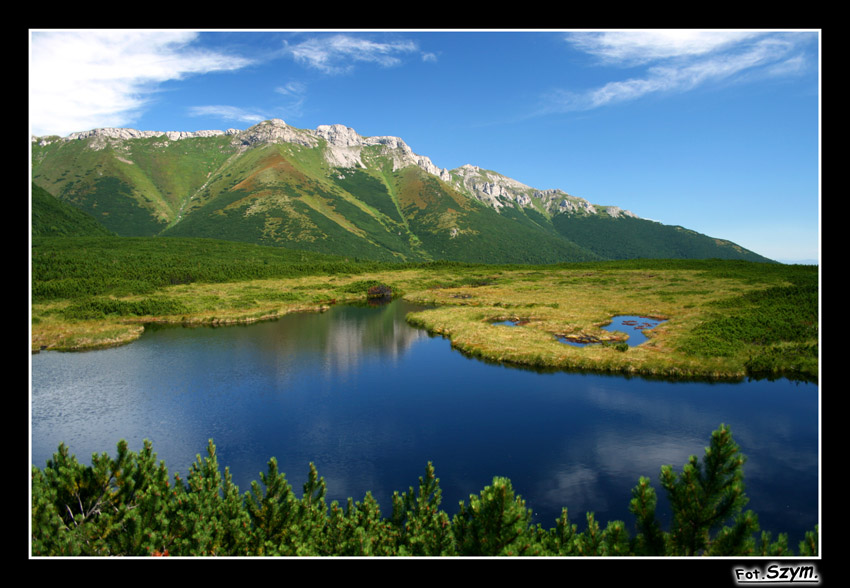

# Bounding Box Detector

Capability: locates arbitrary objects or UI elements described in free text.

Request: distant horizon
[30,29,820,264]
[778,259,819,266]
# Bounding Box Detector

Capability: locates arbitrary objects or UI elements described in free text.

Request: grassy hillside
[31,183,114,238]
[32,134,235,236]
[160,144,428,261]
[159,146,600,264]
[392,167,601,264]
[552,214,775,263]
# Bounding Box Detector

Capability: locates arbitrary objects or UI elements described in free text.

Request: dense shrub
[31,236,389,301]
[31,425,818,557]
[679,282,818,379]
[62,297,188,320]
[366,284,393,299]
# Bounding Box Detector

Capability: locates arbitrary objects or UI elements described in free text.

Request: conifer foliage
[31,425,818,557]
[660,424,755,555]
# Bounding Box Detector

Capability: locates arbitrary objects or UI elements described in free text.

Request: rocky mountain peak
[237,119,318,149]
[313,123,450,181]
[604,206,638,219]
[315,124,362,147]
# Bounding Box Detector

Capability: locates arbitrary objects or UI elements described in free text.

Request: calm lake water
[31,300,819,545]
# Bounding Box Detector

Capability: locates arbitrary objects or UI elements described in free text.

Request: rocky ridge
[33,127,241,149]
[450,164,636,218]
[32,119,637,219]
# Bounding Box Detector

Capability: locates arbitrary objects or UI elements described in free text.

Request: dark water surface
[31,300,819,545]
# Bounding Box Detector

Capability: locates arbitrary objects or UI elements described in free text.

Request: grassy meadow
[31,237,818,381]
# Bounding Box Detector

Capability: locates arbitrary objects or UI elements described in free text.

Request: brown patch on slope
[233,152,308,193]
[396,168,472,213]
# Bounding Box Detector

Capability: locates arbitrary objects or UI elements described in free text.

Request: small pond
[495,314,667,347]
[601,315,667,346]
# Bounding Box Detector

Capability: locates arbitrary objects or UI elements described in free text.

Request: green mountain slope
[392,166,600,263]
[32,133,235,236]
[31,120,775,264]
[551,214,774,262]
[31,182,114,237]
[160,144,429,261]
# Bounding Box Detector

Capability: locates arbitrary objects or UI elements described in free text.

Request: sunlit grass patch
[31,316,145,351]
[400,264,815,380]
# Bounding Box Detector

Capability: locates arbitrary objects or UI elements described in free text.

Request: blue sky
[29,29,820,263]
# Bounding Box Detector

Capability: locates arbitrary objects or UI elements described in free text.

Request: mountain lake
[31,299,819,546]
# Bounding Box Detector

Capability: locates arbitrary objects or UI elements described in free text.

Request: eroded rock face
[315,123,451,180]
[603,206,637,219]
[315,124,370,168]
[35,127,241,150]
[446,164,633,218]
[532,189,597,215]
[451,164,535,209]
[236,119,318,149]
[315,123,362,147]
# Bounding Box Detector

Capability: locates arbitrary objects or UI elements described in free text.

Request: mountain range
[31,118,774,264]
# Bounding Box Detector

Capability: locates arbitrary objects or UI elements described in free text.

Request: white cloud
[566,30,761,65]
[30,30,251,136]
[187,105,268,124]
[283,34,419,74]
[545,31,814,113]
[275,81,307,97]
[271,81,308,120]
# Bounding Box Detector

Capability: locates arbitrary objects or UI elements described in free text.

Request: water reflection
[31,300,818,546]
[497,315,666,347]
[557,315,667,347]
[601,315,667,346]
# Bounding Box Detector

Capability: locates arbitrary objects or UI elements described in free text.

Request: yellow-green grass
[401,267,750,379]
[32,275,347,351]
[31,265,816,380]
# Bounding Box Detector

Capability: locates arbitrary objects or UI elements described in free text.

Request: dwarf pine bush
[31,424,817,557]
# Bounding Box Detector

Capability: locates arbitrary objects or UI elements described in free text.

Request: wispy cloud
[275,81,307,97]
[566,30,762,65]
[270,80,308,120]
[542,30,814,113]
[30,30,252,136]
[283,34,421,74]
[187,105,268,125]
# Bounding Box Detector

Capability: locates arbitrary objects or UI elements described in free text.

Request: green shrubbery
[551,215,775,263]
[679,280,818,379]
[31,425,817,557]
[31,236,388,301]
[62,296,189,320]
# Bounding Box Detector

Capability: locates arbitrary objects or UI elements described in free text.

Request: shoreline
[31,265,818,383]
